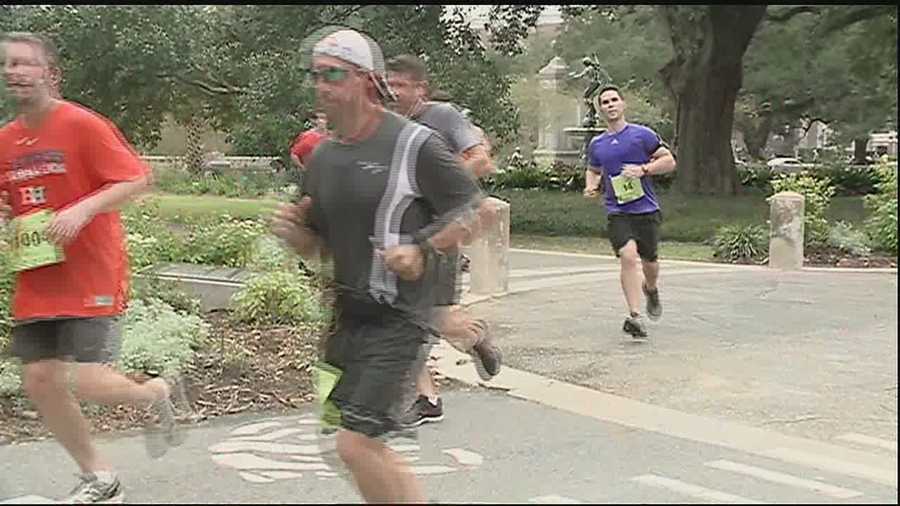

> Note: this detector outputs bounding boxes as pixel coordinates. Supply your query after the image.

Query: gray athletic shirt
[413,102,481,155]
[302,110,482,318]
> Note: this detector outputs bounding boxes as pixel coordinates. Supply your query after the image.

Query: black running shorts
[10,316,123,365]
[323,309,430,439]
[607,211,662,262]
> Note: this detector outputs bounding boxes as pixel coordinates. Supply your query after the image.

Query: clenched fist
[383,244,425,281]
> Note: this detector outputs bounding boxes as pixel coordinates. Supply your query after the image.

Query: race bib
[10,209,65,272]
[314,361,343,431]
[610,172,645,205]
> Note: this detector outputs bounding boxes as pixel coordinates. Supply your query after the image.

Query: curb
[509,247,898,274]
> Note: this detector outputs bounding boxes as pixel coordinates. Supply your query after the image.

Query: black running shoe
[643,284,662,321]
[623,314,649,339]
[400,395,444,428]
[469,319,501,380]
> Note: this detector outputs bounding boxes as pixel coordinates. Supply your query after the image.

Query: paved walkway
[1,250,896,504]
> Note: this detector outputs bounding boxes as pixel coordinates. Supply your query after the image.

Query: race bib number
[314,361,343,431]
[10,209,65,272]
[610,172,645,205]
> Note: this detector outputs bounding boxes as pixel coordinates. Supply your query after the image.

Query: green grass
[493,189,868,243]
[144,193,281,223]
[510,234,716,262]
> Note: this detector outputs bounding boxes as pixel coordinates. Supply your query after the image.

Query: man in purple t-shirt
[584,86,677,338]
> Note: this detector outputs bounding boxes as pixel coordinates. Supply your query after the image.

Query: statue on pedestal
[567,54,612,129]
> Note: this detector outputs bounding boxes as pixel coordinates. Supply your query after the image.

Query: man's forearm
[460,145,495,179]
[645,155,676,176]
[418,200,487,253]
[79,174,152,216]
[585,169,601,191]
[292,228,328,260]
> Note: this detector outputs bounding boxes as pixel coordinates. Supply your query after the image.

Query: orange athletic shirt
[0,101,149,321]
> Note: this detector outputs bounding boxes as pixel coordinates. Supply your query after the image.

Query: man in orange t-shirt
[0,32,181,503]
[289,110,328,170]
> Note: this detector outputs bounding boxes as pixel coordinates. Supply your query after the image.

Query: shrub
[818,163,879,196]
[0,359,20,397]
[131,276,202,316]
[712,224,768,263]
[123,197,186,270]
[864,162,898,255]
[770,172,836,247]
[182,217,266,268]
[827,221,872,257]
[154,167,293,199]
[119,298,209,377]
[737,163,774,192]
[231,271,331,326]
[246,234,299,274]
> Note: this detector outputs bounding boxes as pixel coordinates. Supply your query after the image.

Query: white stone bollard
[468,197,510,295]
[768,191,805,270]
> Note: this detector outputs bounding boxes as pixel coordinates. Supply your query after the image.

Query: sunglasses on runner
[308,66,353,83]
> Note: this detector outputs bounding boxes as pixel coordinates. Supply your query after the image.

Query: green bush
[736,162,878,197]
[770,172,836,247]
[818,163,879,196]
[864,163,898,255]
[246,234,299,274]
[485,161,585,192]
[154,167,294,199]
[131,276,202,316]
[0,359,20,397]
[231,271,331,326]
[827,221,872,257]
[712,224,768,263]
[182,217,266,268]
[737,163,774,192]
[123,198,186,270]
[119,298,209,377]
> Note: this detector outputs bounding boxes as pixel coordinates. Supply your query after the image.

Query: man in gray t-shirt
[272,29,485,504]
[387,54,501,428]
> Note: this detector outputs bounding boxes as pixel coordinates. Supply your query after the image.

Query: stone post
[468,197,510,295]
[768,191,805,270]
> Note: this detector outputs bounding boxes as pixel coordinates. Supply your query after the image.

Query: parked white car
[766,157,815,173]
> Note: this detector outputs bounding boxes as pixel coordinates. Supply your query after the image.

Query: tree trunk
[184,116,205,174]
[658,6,767,195]
[741,114,773,161]
[853,136,869,164]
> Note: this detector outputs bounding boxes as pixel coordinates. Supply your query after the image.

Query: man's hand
[47,201,95,245]
[383,244,425,281]
[620,164,645,179]
[0,191,11,225]
[271,197,315,254]
[583,186,600,198]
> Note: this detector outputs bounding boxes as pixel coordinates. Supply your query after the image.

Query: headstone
[468,198,510,295]
[768,192,805,270]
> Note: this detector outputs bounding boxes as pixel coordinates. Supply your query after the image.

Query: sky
[448,5,564,26]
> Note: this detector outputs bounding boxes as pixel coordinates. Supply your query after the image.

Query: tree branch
[157,73,246,97]
[765,5,820,23]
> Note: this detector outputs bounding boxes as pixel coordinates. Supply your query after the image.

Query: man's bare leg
[618,240,644,316]
[22,360,169,474]
[642,259,659,292]
[336,429,426,503]
[619,240,650,338]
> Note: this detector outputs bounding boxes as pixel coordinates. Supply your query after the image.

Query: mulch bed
[0,311,321,446]
[0,310,463,446]
[803,248,897,268]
